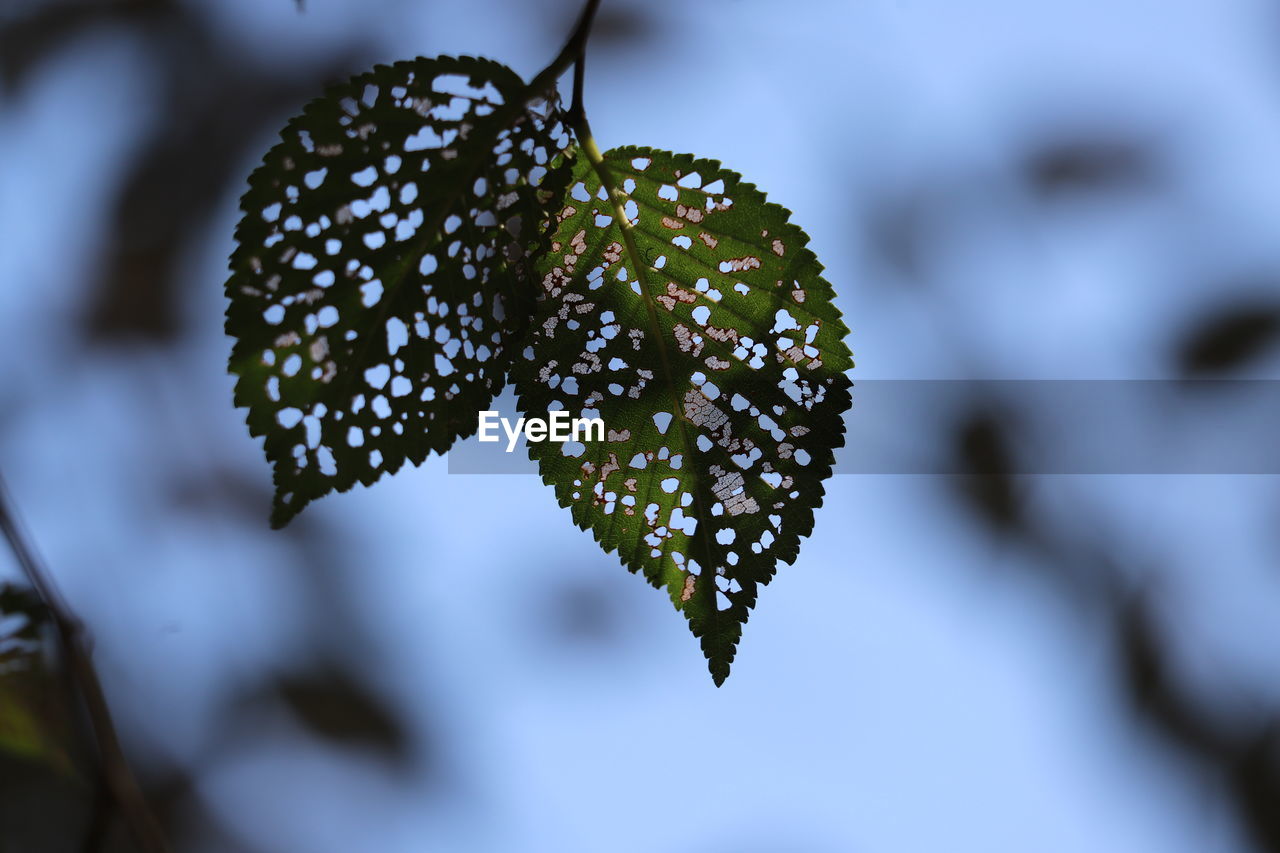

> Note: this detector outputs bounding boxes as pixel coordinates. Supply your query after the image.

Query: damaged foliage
[225,9,853,682]
[227,56,573,527]
[514,148,851,682]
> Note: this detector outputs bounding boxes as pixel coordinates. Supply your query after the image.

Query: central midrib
[573,139,729,632]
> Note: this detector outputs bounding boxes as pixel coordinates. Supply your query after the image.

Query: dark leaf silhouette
[275,668,408,758]
[227,56,574,526]
[1177,303,1280,375]
[1024,136,1154,196]
[224,664,411,766]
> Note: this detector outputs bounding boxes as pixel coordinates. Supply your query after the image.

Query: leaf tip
[269,491,304,530]
[703,632,737,687]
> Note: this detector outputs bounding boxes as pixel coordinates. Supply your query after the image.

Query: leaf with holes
[512,146,852,684]
[227,56,574,526]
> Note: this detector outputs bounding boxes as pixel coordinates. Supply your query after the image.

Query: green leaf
[512,146,852,684]
[227,56,573,526]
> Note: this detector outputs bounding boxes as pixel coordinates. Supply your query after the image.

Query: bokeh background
[4,0,1280,850]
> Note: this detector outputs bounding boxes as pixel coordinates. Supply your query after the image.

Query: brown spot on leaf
[710,466,759,516]
[309,336,329,362]
[674,323,704,356]
[684,389,729,430]
[667,283,696,303]
[704,325,739,344]
[599,453,621,482]
[677,204,704,223]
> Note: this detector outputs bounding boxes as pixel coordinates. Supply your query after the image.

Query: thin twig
[527,0,601,96]
[570,44,587,124]
[0,474,170,853]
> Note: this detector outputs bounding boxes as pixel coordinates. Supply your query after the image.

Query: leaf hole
[317,445,338,476]
[303,168,327,189]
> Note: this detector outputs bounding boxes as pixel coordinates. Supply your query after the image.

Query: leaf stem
[571,43,587,122]
[527,0,601,98]
[0,475,170,853]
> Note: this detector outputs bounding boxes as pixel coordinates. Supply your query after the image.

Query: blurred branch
[1118,593,1280,853]
[0,474,170,853]
[0,0,171,96]
[947,405,1280,852]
